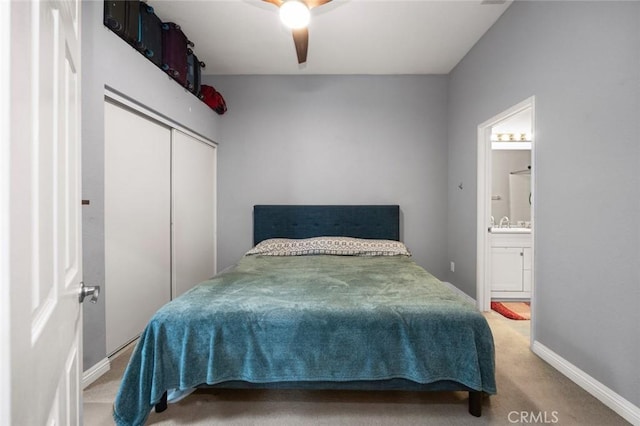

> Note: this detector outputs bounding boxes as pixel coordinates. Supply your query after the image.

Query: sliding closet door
[104,101,171,355]
[172,130,216,298]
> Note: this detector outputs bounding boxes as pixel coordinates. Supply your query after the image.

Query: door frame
[0,0,10,419]
[476,96,536,343]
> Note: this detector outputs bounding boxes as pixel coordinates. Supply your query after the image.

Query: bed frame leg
[155,391,168,413]
[468,391,482,417]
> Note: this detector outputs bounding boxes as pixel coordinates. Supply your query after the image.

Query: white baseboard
[442,281,476,305]
[82,357,110,390]
[532,341,640,425]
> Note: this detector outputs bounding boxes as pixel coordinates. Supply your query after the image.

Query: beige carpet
[84,311,629,425]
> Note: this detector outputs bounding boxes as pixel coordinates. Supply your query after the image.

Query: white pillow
[246,236,411,257]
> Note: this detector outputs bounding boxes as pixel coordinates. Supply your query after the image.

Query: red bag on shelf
[200,85,227,115]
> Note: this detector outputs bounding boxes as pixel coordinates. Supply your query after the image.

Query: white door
[172,130,217,298]
[0,0,83,424]
[104,101,172,355]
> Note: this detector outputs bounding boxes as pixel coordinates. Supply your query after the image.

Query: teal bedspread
[113,255,496,425]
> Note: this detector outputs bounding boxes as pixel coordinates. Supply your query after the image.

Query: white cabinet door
[172,130,216,298]
[104,101,172,355]
[491,247,523,291]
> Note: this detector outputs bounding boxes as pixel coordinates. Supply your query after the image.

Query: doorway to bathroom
[476,97,535,344]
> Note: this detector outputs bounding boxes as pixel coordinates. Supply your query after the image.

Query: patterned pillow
[246,236,411,257]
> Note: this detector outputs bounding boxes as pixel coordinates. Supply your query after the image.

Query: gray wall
[81,1,220,371]
[206,75,449,278]
[446,1,639,407]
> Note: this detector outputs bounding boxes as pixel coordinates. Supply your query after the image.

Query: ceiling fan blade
[292,28,308,64]
[304,0,332,9]
[262,0,283,7]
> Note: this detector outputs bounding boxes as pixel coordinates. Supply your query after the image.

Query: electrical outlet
[450,261,455,272]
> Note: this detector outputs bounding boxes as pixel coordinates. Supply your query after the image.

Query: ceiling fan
[263,0,333,64]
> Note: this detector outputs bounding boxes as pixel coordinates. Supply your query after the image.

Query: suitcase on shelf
[161,22,193,87]
[137,2,163,68]
[186,50,205,96]
[104,0,140,46]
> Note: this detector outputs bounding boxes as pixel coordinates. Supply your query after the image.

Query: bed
[113,205,496,425]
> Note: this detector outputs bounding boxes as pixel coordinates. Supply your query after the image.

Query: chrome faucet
[499,216,510,228]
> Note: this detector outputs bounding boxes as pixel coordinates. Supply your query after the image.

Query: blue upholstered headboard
[253,205,400,245]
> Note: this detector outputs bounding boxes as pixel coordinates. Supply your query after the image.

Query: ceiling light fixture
[279,0,310,29]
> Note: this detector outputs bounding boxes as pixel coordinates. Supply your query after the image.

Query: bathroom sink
[491,227,531,234]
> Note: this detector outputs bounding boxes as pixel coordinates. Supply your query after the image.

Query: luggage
[186,50,205,96]
[137,2,163,68]
[200,85,227,115]
[104,0,140,46]
[161,22,193,87]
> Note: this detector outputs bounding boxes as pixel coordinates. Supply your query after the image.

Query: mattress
[113,254,496,425]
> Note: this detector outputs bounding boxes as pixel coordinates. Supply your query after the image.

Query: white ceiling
[147,0,512,75]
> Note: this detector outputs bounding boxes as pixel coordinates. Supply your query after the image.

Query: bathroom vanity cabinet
[491,232,531,299]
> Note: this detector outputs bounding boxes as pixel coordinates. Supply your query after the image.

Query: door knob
[79,282,100,304]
